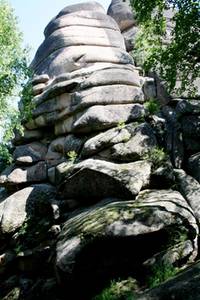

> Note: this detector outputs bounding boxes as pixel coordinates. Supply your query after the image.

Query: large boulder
[81,123,134,158]
[33,46,134,76]
[187,153,200,183]
[56,189,198,299]
[32,26,125,70]
[0,184,56,234]
[32,63,138,106]
[26,0,145,146]
[162,106,184,168]
[44,10,119,38]
[180,114,200,153]
[32,85,144,119]
[97,123,158,162]
[56,158,151,200]
[176,99,200,118]
[181,115,200,138]
[174,169,200,222]
[46,135,85,160]
[55,104,146,135]
[107,0,138,51]
[13,129,44,146]
[13,142,47,165]
[31,2,125,73]
[107,0,135,32]
[55,1,105,17]
[0,162,47,186]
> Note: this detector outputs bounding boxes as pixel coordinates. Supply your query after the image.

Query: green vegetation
[14,217,52,253]
[144,99,161,115]
[0,144,13,172]
[67,150,78,163]
[92,262,178,299]
[0,0,31,171]
[143,147,168,168]
[93,278,137,300]
[147,262,177,288]
[131,0,200,95]
[146,228,187,288]
[117,120,126,130]
[20,80,34,121]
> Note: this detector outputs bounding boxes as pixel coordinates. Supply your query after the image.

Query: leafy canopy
[0,0,31,168]
[131,0,200,95]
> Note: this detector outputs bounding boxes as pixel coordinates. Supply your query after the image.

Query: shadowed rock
[0,184,56,234]
[56,189,198,299]
[137,261,200,300]
[57,159,151,200]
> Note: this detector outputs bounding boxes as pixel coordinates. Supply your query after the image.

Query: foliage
[131,0,200,95]
[117,120,126,130]
[0,108,25,171]
[67,150,78,163]
[0,143,13,172]
[0,0,30,116]
[0,0,31,170]
[93,278,137,300]
[14,217,52,253]
[143,147,168,168]
[20,80,34,121]
[147,262,177,288]
[144,99,161,115]
[146,227,187,288]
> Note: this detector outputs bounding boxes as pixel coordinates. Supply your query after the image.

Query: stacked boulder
[1,1,149,190]
[174,99,200,181]
[108,0,200,100]
[107,0,138,51]
[0,2,200,299]
[108,0,174,53]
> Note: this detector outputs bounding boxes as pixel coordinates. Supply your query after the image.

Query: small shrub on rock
[143,147,168,169]
[66,150,78,163]
[117,120,126,130]
[147,262,178,288]
[93,278,137,300]
[144,99,160,115]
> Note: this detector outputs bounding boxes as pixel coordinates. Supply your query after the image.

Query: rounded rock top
[56,1,105,18]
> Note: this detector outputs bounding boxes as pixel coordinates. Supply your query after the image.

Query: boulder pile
[0,2,200,299]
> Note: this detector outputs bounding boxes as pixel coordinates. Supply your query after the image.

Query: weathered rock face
[108,0,200,100]
[0,1,200,300]
[57,159,152,200]
[0,1,150,191]
[108,0,138,52]
[0,184,56,234]
[56,190,198,298]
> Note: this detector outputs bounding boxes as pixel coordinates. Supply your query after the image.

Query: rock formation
[108,0,200,101]
[0,1,200,299]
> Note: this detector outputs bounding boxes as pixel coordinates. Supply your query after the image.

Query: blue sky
[10,0,110,60]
